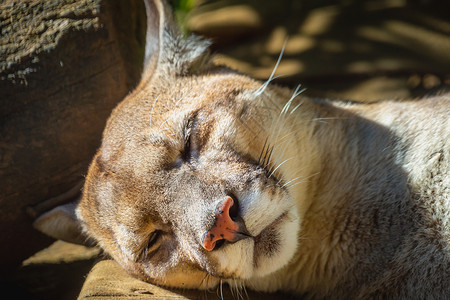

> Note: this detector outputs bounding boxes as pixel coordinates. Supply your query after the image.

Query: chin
[252,208,300,277]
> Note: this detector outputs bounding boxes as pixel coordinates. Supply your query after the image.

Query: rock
[0,0,146,277]
[14,241,100,300]
[78,260,295,300]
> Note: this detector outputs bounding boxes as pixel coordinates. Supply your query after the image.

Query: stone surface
[14,241,100,300]
[0,0,146,277]
[78,260,295,300]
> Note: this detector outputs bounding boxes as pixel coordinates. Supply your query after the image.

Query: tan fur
[40,0,449,298]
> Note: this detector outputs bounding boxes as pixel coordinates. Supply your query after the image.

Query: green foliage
[173,0,197,13]
[172,0,197,34]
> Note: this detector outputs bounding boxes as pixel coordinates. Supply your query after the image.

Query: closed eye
[180,113,199,163]
[148,230,161,247]
[182,126,193,162]
[141,230,162,260]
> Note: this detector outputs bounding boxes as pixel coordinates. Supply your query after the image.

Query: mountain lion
[35,0,449,298]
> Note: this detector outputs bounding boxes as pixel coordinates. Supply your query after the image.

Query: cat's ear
[30,184,93,246]
[142,0,211,81]
[33,201,90,245]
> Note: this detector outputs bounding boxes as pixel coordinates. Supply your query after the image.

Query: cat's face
[76,0,301,289]
[77,72,300,288]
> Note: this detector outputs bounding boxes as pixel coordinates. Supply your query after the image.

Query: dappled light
[189,0,450,101]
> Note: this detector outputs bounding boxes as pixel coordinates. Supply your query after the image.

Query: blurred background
[185,0,450,100]
[1,0,449,298]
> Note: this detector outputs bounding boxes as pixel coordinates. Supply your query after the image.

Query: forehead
[99,72,263,175]
[148,72,260,112]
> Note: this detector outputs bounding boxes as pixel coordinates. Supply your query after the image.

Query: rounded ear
[142,0,211,82]
[27,181,93,246]
[33,200,94,246]
[142,0,165,76]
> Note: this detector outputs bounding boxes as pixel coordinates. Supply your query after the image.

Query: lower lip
[253,211,287,243]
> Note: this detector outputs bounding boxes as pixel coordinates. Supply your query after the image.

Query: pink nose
[201,196,249,251]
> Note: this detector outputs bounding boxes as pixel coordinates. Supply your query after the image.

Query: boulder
[0,0,146,277]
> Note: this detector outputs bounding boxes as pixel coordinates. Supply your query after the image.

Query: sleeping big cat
[36,0,449,298]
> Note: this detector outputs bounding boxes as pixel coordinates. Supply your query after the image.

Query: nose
[201,196,250,251]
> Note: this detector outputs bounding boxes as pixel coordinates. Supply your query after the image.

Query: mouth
[253,211,288,244]
[248,208,300,277]
[204,209,297,280]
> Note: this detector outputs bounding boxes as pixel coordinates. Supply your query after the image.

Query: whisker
[258,137,269,165]
[173,96,185,107]
[149,96,160,127]
[243,284,249,300]
[280,95,294,116]
[283,172,320,189]
[264,145,275,169]
[230,280,236,299]
[158,118,170,130]
[269,157,293,179]
[219,279,224,300]
[286,178,308,189]
[267,89,301,157]
[312,117,345,122]
[312,117,343,120]
[200,273,209,289]
[237,116,259,138]
[239,283,245,300]
[258,79,306,181]
[291,85,306,101]
[281,175,305,189]
[288,86,306,115]
[239,280,244,300]
[266,126,290,169]
[230,279,244,300]
[261,142,271,168]
[255,39,288,96]
[290,101,304,115]
[272,125,310,161]
[257,75,283,96]
[267,123,299,163]
[281,84,301,115]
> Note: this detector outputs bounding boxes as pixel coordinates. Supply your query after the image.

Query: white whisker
[255,39,288,96]
[149,96,160,127]
[258,137,269,165]
[293,84,306,97]
[283,172,320,189]
[281,175,304,189]
[200,273,212,291]
[159,117,170,130]
[268,84,303,149]
[313,117,345,121]
[243,284,249,300]
[280,90,296,115]
[230,279,245,300]
[290,101,304,115]
[277,173,287,186]
[265,108,289,166]
[257,75,283,96]
[269,157,293,178]
[266,121,293,169]
[229,281,235,298]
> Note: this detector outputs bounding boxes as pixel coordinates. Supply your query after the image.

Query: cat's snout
[201,196,250,251]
